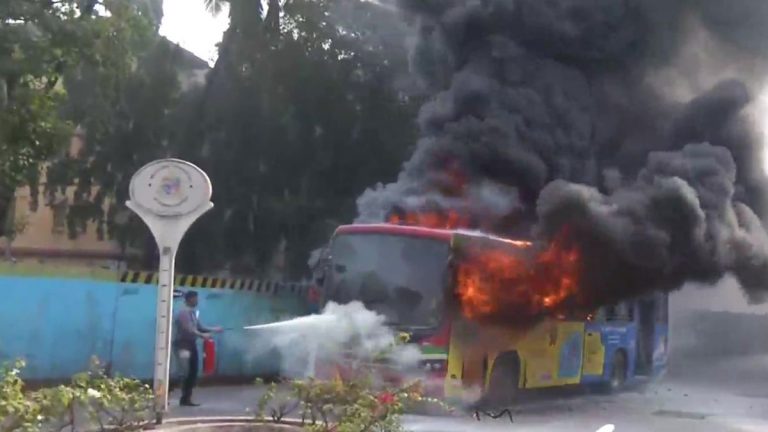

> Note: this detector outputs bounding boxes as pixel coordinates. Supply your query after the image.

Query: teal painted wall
[0,276,311,381]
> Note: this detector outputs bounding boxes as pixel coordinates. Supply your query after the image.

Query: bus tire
[607,350,627,392]
[485,352,520,407]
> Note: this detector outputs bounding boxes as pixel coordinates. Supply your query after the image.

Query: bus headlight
[420,360,447,373]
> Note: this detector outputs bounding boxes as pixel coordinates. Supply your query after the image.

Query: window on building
[51,198,68,235]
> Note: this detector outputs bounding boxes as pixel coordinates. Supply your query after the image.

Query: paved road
[169,355,768,431]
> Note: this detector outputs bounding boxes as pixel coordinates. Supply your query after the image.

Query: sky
[159,0,229,65]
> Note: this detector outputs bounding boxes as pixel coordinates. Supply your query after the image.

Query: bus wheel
[608,351,627,392]
[485,352,520,407]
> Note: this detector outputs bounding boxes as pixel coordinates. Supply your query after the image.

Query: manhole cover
[653,410,709,420]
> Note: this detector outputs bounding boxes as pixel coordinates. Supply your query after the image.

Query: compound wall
[0,268,313,381]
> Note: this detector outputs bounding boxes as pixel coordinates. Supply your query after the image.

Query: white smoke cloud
[244,301,422,378]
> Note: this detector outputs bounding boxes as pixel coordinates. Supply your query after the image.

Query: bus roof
[334,224,454,241]
[333,224,532,247]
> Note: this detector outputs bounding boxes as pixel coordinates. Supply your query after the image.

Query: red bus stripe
[334,224,453,241]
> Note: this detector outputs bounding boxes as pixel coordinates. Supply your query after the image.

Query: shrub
[71,358,154,431]
[0,360,43,432]
[255,376,449,432]
[0,358,153,432]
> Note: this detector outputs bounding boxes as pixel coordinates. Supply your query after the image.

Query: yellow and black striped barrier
[118,271,311,296]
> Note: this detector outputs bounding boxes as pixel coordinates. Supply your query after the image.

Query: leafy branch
[0,357,153,432]
[254,375,450,432]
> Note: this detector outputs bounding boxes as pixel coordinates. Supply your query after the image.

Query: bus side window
[563,309,591,321]
[607,302,631,322]
[591,307,607,322]
[656,295,669,324]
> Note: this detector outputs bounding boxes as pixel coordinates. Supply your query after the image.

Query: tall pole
[152,246,176,419]
[127,159,213,424]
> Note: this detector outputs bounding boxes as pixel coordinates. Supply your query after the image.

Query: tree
[38,0,417,277]
[46,38,186,250]
[0,0,74,230]
[174,0,419,276]
[203,0,228,16]
[0,0,156,239]
[27,0,200,268]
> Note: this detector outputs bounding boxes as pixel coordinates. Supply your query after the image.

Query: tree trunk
[265,0,281,35]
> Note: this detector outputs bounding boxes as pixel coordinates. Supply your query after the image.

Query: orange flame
[455,229,582,324]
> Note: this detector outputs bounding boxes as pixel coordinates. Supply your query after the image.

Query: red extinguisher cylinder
[203,339,216,375]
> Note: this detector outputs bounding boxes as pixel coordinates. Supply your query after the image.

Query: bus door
[518,319,584,388]
[582,309,606,379]
[552,319,585,386]
[518,321,560,388]
[652,293,669,376]
[581,303,635,383]
[636,298,656,376]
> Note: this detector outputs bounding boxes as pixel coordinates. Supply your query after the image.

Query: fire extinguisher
[203,338,216,375]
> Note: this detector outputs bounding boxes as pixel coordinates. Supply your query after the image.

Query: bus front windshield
[327,233,450,329]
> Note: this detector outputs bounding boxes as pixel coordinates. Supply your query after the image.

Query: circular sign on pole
[127,159,213,425]
[129,159,212,217]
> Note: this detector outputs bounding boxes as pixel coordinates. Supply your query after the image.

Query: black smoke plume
[356,0,768,307]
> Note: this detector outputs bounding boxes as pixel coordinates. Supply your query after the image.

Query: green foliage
[0,358,153,432]
[39,0,161,247]
[254,375,449,432]
[11,0,417,277]
[0,0,75,197]
[31,384,79,432]
[0,360,42,432]
[70,358,154,431]
[0,0,156,235]
[176,0,418,276]
[255,379,301,424]
[0,80,70,190]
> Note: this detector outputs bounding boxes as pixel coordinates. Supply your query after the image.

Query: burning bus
[314,222,668,403]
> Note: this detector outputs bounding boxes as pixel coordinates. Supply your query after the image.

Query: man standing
[174,290,222,407]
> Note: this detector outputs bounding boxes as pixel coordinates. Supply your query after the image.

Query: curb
[146,417,306,430]
[154,423,302,432]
